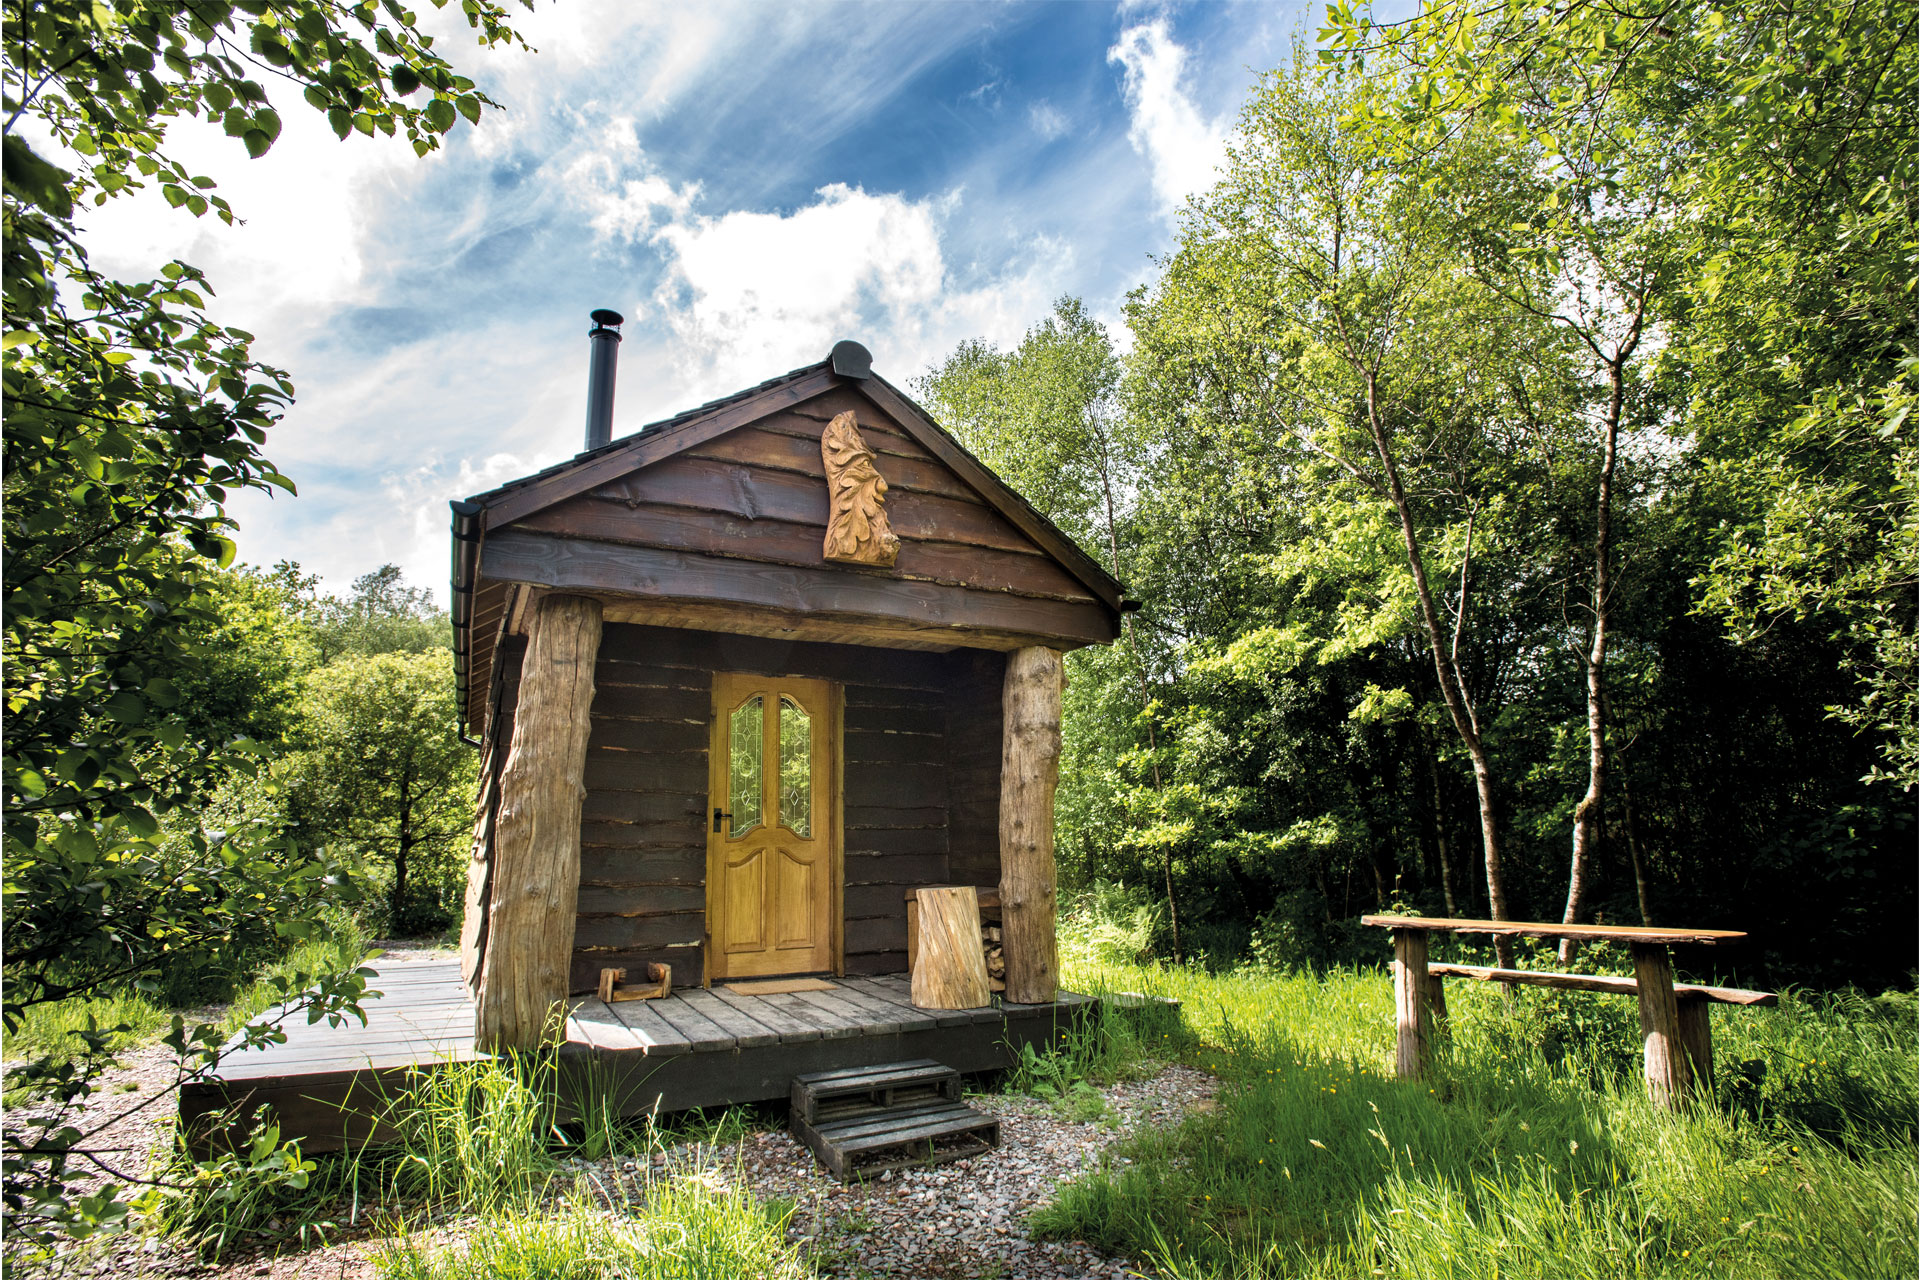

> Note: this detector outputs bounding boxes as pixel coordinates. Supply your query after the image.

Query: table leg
[1425,973,1449,1038]
[1631,942,1689,1108]
[1676,996,1713,1093]
[1392,929,1429,1080]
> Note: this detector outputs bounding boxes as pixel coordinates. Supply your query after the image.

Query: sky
[81,0,1339,602]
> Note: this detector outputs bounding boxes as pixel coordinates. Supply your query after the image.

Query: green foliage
[1042,955,1918,1278]
[2,0,526,1245]
[305,564,451,665]
[923,6,1915,986]
[285,650,475,936]
[0,989,171,1062]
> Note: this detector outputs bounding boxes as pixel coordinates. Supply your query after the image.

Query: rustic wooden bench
[1361,916,1774,1108]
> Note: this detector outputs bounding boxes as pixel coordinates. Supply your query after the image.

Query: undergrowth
[1043,945,1919,1279]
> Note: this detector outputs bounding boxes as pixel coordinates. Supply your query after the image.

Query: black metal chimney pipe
[584,308,623,451]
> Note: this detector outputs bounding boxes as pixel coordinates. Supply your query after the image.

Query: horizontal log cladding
[483,531,1115,648]
[517,496,1093,603]
[561,625,980,987]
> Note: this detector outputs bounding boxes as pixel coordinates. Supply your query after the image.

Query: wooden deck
[180,960,1092,1153]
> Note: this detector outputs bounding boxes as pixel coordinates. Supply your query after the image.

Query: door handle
[712,808,731,833]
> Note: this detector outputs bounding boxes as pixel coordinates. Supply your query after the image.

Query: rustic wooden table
[1360,915,1753,1107]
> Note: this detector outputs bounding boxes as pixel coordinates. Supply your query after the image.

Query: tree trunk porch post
[474,593,603,1052]
[999,646,1063,1005]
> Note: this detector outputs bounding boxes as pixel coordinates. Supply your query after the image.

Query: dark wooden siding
[944,650,1005,888]
[561,624,991,992]
[496,386,1116,650]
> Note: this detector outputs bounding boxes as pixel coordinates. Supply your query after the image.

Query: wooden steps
[790,1059,999,1180]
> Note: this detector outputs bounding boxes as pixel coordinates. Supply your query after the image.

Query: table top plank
[1360,915,1747,946]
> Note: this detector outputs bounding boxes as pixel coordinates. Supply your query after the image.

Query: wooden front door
[706,673,837,980]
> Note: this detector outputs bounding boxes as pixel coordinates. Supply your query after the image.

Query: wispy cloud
[1108,18,1233,219]
[1028,100,1072,142]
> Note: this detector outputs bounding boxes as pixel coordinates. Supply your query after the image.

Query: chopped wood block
[724,978,837,995]
[911,887,990,1010]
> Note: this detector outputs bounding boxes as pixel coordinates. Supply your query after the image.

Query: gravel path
[634,1062,1217,1278]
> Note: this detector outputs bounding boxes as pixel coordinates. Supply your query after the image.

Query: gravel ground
[9,950,1215,1280]
[709,1062,1219,1278]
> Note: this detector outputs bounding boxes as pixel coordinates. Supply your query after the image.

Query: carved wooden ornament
[820,410,901,567]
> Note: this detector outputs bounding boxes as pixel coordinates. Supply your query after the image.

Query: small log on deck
[911,887,990,1009]
[474,594,602,1051]
[998,646,1063,1005]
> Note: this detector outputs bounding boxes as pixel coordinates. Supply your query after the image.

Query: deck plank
[676,989,781,1047]
[568,999,647,1051]
[704,988,828,1043]
[822,982,938,1033]
[647,996,735,1051]
[605,999,694,1055]
[791,987,897,1033]
[840,976,973,1028]
[760,990,862,1040]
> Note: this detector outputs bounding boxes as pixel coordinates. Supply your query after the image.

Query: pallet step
[789,1059,997,1180]
[790,1058,959,1125]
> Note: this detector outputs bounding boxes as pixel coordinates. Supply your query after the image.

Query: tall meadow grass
[1044,945,1919,1280]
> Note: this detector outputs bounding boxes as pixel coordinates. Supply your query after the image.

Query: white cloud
[1107,19,1232,218]
[1028,100,1071,142]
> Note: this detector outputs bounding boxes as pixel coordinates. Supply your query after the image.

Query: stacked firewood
[983,922,1006,992]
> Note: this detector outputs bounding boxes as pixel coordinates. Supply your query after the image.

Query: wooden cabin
[178,331,1128,1154]
[450,334,1127,1050]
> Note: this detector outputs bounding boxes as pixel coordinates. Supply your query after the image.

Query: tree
[2,0,526,1243]
[286,651,476,936]
[916,299,1188,948]
[1327,0,1918,806]
[306,563,449,664]
[1162,56,1588,961]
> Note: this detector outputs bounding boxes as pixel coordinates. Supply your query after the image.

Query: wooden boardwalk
[181,960,1091,1152]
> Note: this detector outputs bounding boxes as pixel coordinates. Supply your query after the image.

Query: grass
[2,987,174,1061]
[371,1176,807,1280]
[3,919,379,1064]
[1038,946,1919,1279]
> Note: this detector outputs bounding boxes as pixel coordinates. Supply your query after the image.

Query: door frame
[702,672,844,984]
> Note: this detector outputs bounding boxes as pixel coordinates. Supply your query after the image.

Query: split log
[474,594,603,1051]
[1632,942,1689,1107]
[911,887,990,1009]
[998,646,1063,1005]
[1676,995,1713,1092]
[1392,929,1430,1080]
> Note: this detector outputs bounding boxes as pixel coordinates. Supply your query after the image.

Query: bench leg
[1425,973,1449,1039]
[1676,996,1712,1095]
[1631,943,1689,1108]
[1392,929,1429,1080]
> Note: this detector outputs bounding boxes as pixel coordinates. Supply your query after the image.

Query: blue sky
[84,0,1341,600]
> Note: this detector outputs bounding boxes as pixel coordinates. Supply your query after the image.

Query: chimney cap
[590,308,625,330]
[829,340,872,379]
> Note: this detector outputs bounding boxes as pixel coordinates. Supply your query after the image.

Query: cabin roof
[449,346,1129,735]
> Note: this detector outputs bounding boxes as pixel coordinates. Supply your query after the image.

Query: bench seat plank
[1427,963,1776,1006]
